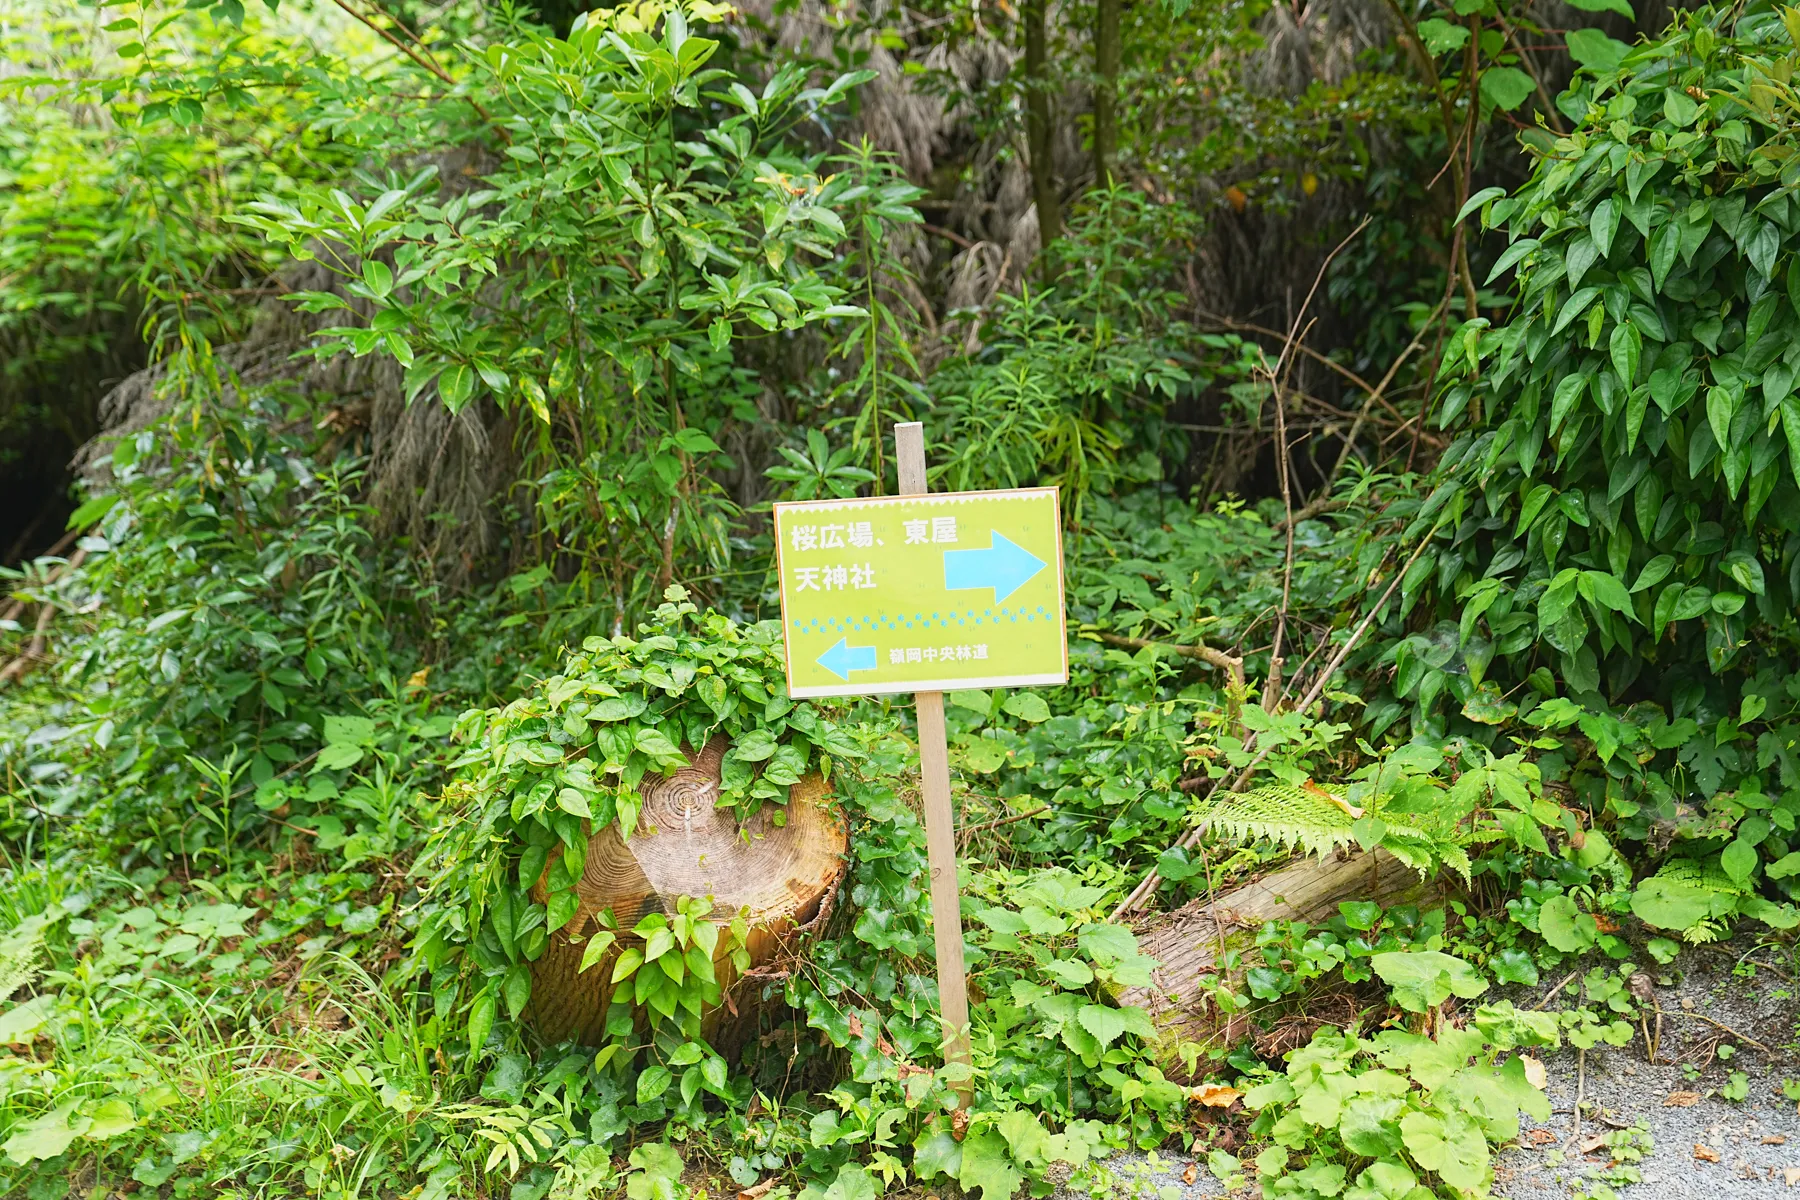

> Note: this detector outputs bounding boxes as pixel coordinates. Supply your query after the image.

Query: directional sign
[773,488,1067,698]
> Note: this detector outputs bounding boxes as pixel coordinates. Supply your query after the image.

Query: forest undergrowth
[6,0,1800,1198]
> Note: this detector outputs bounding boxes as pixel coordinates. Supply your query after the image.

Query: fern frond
[1685,917,1729,944]
[1377,833,1437,877]
[1192,784,1359,859]
[1193,782,1470,879]
[1435,842,1473,883]
[1652,857,1744,895]
[0,916,48,1006]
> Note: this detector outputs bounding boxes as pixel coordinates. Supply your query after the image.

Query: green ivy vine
[413,588,862,1065]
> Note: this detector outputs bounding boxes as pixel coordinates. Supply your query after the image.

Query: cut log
[527,736,847,1050]
[1119,849,1441,1076]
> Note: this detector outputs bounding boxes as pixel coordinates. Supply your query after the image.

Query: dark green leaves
[1430,15,1800,685]
[1567,29,1628,74]
[1608,321,1639,385]
[1565,0,1633,18]
[1479,68,1535,113]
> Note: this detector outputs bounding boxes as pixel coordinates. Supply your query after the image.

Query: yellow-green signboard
[773,488,1068,698]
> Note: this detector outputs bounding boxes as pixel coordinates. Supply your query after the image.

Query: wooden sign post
[898,421,974,1105]
[771,421,1068,1108]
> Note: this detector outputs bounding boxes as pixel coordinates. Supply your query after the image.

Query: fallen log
[527,736,846,1054]
[1119,849,1441,1075]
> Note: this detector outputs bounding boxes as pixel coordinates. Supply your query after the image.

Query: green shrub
[1436,5,1800,697]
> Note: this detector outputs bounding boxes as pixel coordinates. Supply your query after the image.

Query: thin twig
[328,0,498,126]
[922,222,977,250]
[1197,312,1432,439]
[1659,1011,1772,1054]
[1263,336,1305,710]
[1087,631,1245,690]
[2,520,77,579]
[1497,12,1567,135]
[1274,497,1346,532]
[1532,970,1581,1010]
[0,546,89,685]
[0,604,55,685]
[262,814,322,838]
[1270,218,1371,384]
[957,805,1049,846]
[2,527,85,625]
[1571,1047,1585,1139]
[229,749,324,804]
[1327,312,1437,486]
[1292,520,1444,715]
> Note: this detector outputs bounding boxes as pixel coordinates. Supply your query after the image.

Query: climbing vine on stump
[415,589,860,1102]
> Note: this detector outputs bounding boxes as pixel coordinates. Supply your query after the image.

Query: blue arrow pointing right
[943,531,1048,604]
[816,637,878,682]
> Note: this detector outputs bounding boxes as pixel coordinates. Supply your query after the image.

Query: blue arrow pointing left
[817,637,878,682]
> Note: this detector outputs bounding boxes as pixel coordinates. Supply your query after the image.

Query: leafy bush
[923,191,1258,515]
[1240,1019,1551,1200]
[1438,5,1800,695]
[235,1,894,622]
[0,398,437,854]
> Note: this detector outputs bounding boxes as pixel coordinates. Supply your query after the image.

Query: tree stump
[1117,849,1441,1077]
[527,736,847,1050]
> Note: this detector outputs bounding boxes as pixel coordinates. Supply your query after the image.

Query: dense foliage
[7,0,1800,1197]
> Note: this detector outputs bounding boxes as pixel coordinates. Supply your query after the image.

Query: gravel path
[1053,940,1800,1200]
[1498,941,1800,1199]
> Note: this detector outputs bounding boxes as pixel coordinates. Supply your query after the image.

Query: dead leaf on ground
[1576,1133,1607,1155]
[1695,1144,1721,1163]
[1766,1136,1789,1145]
[738,1181,776,1200]
[1665,1091,1702,1107]
[1784,1166,1800,1187]
[1189,1083,1243,1108]
[1521,1057,1547,1089]
[1182,1164,1197,1186]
